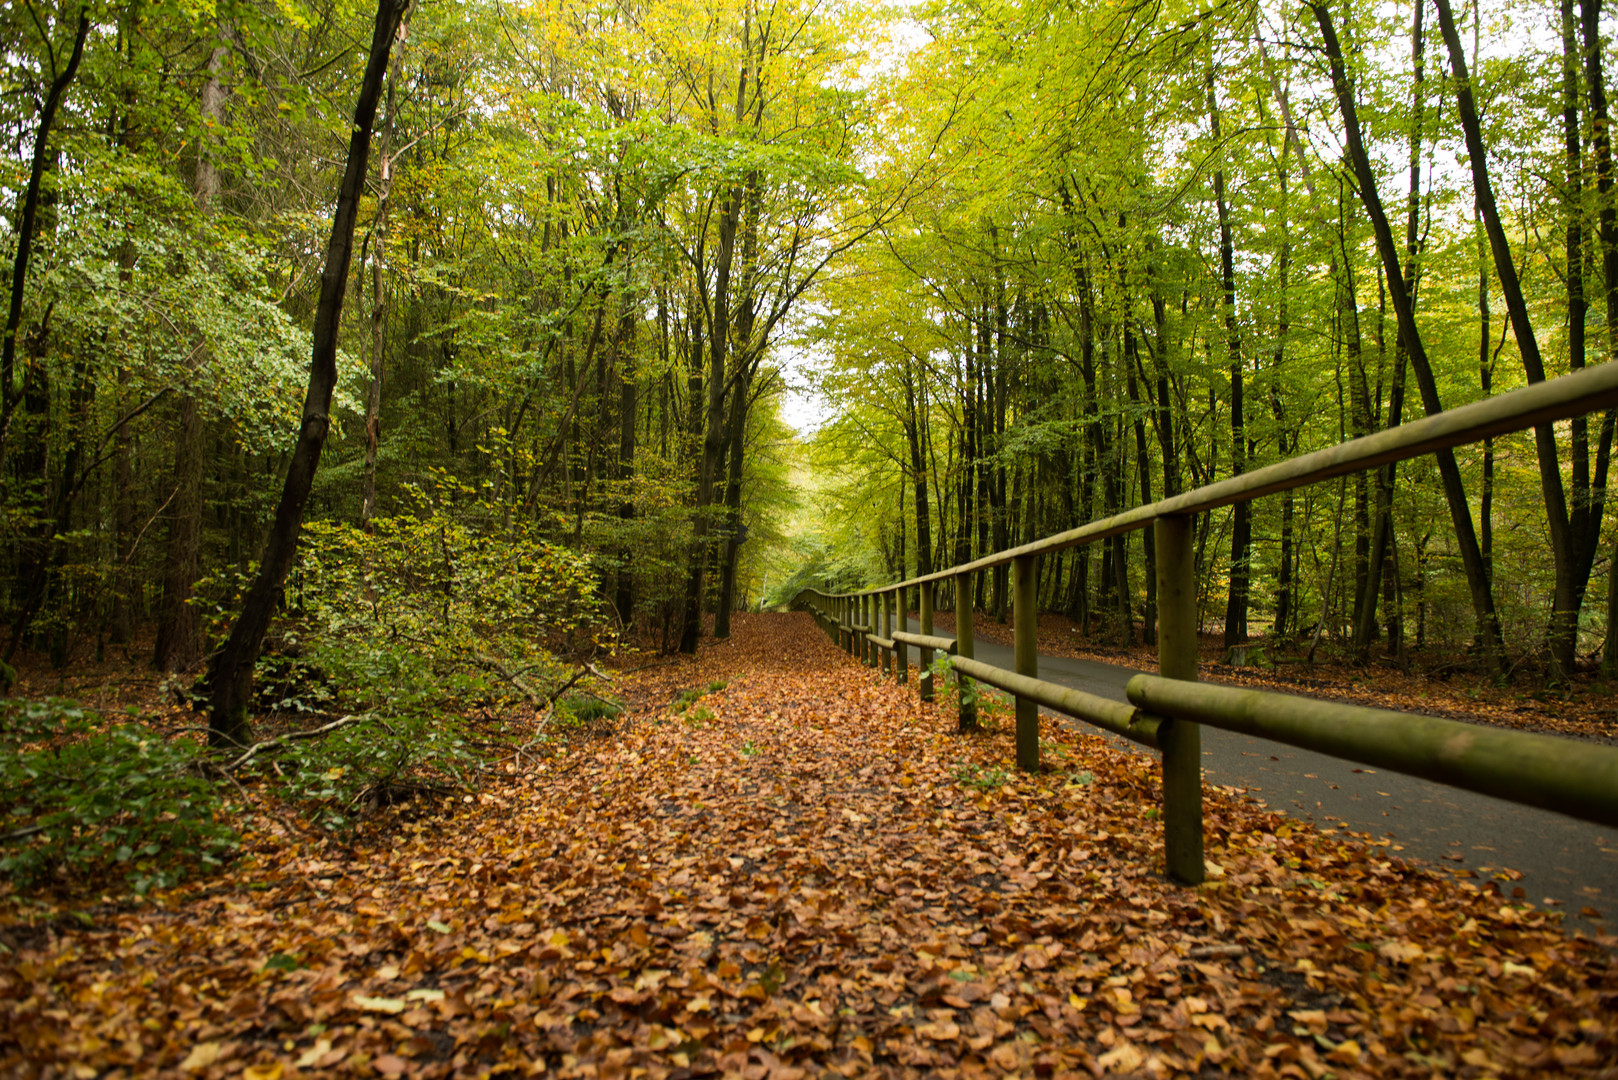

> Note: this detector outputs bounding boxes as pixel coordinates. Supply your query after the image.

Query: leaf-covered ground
[4,612,1617,1078]
[922,610,1618,745]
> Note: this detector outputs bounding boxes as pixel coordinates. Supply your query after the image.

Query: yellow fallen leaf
[353,994,408,1014]
[1328,1040,1362,1065]
[179,1042,222,1072]
[295,1039,332,1068]
[406,988,445,1002]
[1377,940,1422,963]
[376,963,400,981]
[1097,1042,1144,1073]
[243,1064,284,1080]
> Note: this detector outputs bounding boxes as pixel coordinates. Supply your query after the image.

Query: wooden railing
[794,361,1618,884]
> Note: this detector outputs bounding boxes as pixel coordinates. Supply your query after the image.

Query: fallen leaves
[1,611,1615,1077]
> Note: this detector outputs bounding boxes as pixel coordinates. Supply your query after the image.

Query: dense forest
[3,0,1617,729]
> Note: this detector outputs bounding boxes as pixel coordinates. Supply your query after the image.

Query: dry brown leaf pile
[2,612,1615,1078]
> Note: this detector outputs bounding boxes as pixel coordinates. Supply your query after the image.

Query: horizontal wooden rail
[868,634,895,650]
[952,656,1160,748]
[813,360,1618,599]
[1126,675,1618,828]
[893,631,956,653]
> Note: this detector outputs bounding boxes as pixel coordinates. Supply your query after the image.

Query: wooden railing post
[1013,554,1039,772]
[919,583,934,701]
[955,572,977,732]
[855,595,864,663]
[884,591,895,677]
[1156,514,1204,885]
[895,586,908,685]
[862,594,874,667]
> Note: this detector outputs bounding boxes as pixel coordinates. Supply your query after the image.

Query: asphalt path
[900,618,1618,938]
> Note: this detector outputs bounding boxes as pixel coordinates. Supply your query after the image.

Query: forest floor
[3,612,1617,1078]
[919,610,1618,746]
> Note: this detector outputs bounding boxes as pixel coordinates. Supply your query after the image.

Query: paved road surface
[898,618,1618,937]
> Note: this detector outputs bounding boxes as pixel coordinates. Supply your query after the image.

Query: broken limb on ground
[2,612,1614,1077]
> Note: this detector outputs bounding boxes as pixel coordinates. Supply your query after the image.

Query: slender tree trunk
[714,365,751,637]
[1128,333,1157,644]
[1434,0,1590,678]
[154,396,205,670]
[1355,1,1424,659]
[1208,63,1249,647]
[0,4,89,469]
[360,28,404,530]
[155,35,230,671]
[1583,0,1618,678]
[614,282,638,626]
[205,0,409,745]
[1310,0,1504,673]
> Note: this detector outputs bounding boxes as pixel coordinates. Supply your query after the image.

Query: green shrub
[278,712,476,832]
[554,693,624,729]
[0,700,236,895]
[953,762,1009,792]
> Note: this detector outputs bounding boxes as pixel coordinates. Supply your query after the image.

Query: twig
[220,714,372,772]
[1186,944,1246,959]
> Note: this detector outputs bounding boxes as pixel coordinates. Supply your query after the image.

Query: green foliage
[279,713,477,833]
[953,762,1008,792]
[0,700,236,895]
[274,487,603,716]
[554,692,625,730]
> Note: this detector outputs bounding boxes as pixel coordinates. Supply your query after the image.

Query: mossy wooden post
[956,571,977,732]
[1013,555,1039,772]
[855,595,864,663]
[882,591,893,677]
[863,594,874,667]
[1156,514,1204,885]
[918,583,935,701]
[895,586,908,685]
[868,594,878,668]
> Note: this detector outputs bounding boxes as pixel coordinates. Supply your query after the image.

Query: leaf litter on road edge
[1,611,1615,1078]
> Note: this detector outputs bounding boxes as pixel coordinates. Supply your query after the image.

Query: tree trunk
[1434,0,1599,679]
[1310,0,1505,673]
[360,27,404,530]
[1354,0,1424,659]
[205,0,408,746]
[155,34,229,671]
[154,396,204,670]
[1208,62,1248,648]
[0,4,89,469]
